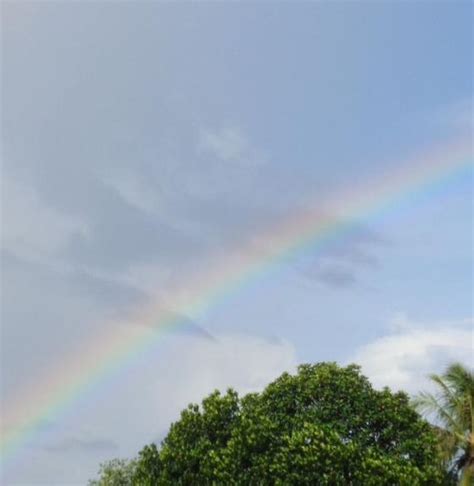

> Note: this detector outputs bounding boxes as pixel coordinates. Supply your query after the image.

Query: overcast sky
[1,2,473,484]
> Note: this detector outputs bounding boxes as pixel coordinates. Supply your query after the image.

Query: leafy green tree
[157,389,240,484]
[414,362,474,485]
[130,363,447,485]
[133,444,162,485]
[88,458,136,486]
[90,362,452,485]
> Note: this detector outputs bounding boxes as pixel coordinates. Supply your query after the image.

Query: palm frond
[414,362,474,481]
[413,391,464,436]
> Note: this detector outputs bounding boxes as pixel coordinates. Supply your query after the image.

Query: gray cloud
[322,224,385,267]
[309,264,357,288]
[295,221,386,288]
[67,270,149,310]
[44,438,119,454]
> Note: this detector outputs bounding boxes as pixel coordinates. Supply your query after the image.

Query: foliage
[88,458,136,486]
[414,362,474,485]
[133,444,162,485]
[91,362,451,485]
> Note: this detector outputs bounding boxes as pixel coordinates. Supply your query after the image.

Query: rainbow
[1,136,472,465]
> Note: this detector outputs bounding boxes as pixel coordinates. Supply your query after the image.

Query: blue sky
[1,2,472,484]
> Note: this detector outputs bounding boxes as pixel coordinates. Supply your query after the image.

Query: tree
[414,362,474,485]
[133,444,162,485]
[109,362,447,485]
[88,458,136,486]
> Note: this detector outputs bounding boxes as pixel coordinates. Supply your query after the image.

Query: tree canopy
[91,362,451,485]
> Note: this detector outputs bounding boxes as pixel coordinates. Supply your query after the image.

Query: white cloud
[159,334,298,406]
[100,169,161,214]
[198,127,267,167]
[108,332,298,449]
[350,315,473,394]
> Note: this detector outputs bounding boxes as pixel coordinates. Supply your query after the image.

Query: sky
[1,2,473,484]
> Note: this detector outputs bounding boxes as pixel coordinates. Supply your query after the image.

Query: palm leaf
[413,362,474,482]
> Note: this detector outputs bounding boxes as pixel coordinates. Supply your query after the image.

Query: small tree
[88,458,136,486]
